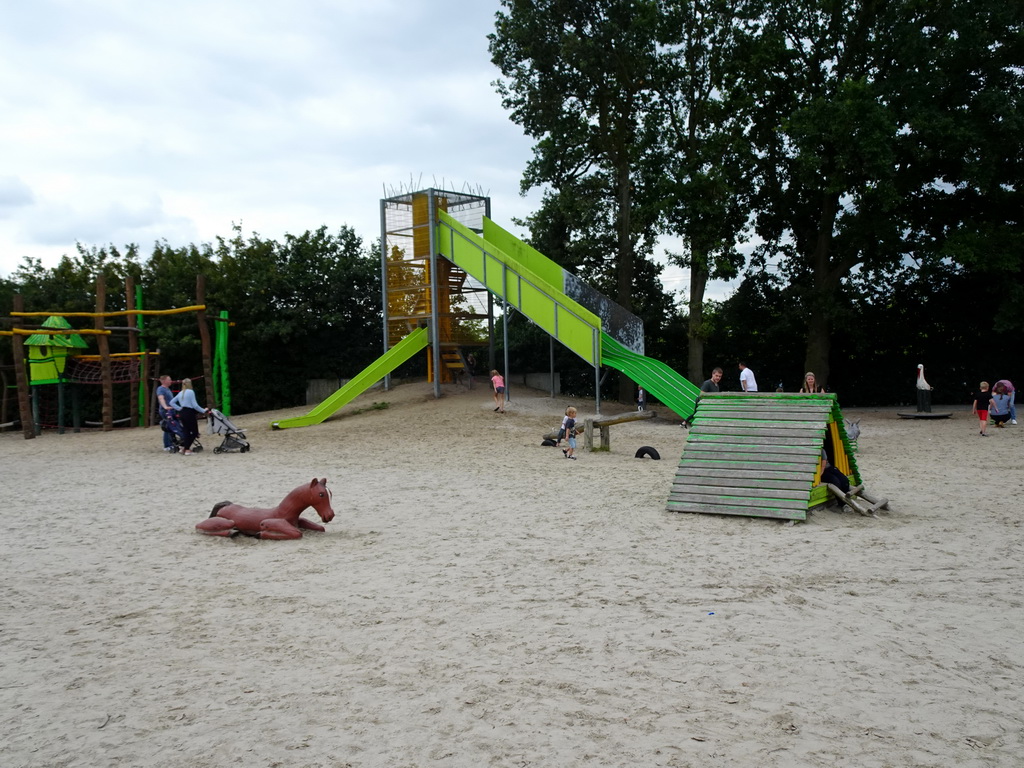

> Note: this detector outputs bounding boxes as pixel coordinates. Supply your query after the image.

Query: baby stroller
[160,412,203,453]
[207,409,250,453]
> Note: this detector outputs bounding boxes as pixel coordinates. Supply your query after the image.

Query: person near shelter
[562,406,579,460]
[170,378,210,455]
[990,382,1012,429]
[701,368,723,393]
[738,362,758,392]
[994,379,1016,425]
[156,375,176,452]
[800,371,826,393]
[490,370,506,413]
[972,381,993,437]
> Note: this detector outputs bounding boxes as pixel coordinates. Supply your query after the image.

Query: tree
[490,0,668,403]
[655,0,753,384]
[206,225,380,412]
[3,224,381,416]
[736,0,1024,387]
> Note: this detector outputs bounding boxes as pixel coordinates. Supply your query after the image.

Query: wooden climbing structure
[667,392,861,522]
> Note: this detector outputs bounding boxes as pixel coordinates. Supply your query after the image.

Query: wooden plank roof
[667,392,860,521]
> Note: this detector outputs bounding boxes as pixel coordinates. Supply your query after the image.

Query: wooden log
[859,487,890,511]
[11,295,35,439]
[197,275,216,410]
[95,275,114,431]
[541,424,585,441]
[591,410,656,428]
[126,276,139,428]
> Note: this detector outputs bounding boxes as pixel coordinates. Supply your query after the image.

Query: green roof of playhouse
[23,316,90,348]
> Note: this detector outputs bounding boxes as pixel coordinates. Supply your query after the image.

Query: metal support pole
[428,190,442,399]
[487,292,495,371]
[549,337,556,397]
[380,198,391,391]
[502,267,510,403]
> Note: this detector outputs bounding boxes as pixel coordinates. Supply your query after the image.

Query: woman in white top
[170,378,209,455]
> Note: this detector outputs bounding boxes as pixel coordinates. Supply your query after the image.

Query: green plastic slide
[271,326,429,430]
[438,209,700,421]
[436,210,602,367]
[600,333,701,422]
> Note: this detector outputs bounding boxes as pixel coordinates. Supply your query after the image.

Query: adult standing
[738,362,758,392]
[799,372,825,393]
[701,367,723,393]
[170,378,209,455]
[994,379,1016,425]
[156,375,175,452]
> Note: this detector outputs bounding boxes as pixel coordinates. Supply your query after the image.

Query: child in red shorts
[972,381,993,436]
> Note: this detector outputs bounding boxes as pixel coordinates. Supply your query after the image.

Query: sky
[0,0,711,299]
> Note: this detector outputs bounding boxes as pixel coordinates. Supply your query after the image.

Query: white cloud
[0,0,729,300]
[0,0,545,277]
[0,176,35,215]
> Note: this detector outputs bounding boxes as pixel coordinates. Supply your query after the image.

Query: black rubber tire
[634,446,661,460]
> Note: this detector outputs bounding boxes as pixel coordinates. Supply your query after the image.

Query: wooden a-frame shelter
[668,393,865,522]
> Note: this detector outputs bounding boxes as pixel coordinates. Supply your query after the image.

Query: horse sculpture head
[308,478,335,523]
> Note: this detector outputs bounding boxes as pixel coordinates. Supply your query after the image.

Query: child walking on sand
[490,369,505,413]
[972,381,993,436]
[561,406,579,460]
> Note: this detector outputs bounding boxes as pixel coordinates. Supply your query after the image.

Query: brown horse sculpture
[196,478,335,540]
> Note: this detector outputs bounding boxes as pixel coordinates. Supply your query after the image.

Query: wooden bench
[584,410,656,452]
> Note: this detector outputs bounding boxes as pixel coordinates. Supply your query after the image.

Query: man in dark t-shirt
[701,367,723,393]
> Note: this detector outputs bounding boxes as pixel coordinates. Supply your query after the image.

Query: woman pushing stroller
[170,378,210,456]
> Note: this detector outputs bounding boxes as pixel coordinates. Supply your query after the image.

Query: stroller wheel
[213,447,223,454]
[241,445,249,453]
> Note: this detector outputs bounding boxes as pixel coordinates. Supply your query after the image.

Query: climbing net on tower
[65,356,142,385]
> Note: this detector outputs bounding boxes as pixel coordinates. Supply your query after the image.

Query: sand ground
[2,380,1022,767]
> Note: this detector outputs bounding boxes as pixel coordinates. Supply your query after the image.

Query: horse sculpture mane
[195,478,335,540]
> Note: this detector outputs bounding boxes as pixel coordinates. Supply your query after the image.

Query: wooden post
[149,349,161,428]
[57,381,65,434]
[0,365,9,428]
[196,275,215,409]
[141,352,152,427]
[11,295,35,439]
[126,276,140,427]
[95,275,114,430]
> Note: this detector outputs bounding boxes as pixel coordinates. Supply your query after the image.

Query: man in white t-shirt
[739,362,758,392]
